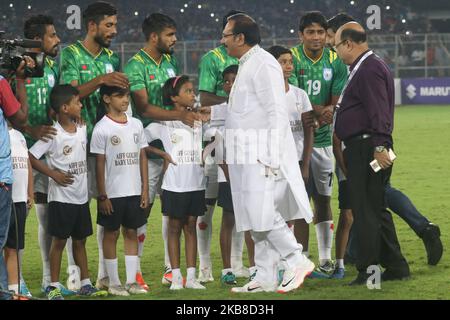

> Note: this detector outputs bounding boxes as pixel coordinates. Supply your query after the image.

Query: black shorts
[48,202,93,240]
[161,190,206,219]
[97,196,146,231]
[338,180,351,210]
[6,202,27,250]
[217,182,234,214]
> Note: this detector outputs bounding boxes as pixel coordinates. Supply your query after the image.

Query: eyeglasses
[222,33,236,39]
[333,39,348,51]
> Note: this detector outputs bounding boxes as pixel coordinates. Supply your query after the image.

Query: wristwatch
[374,146,386,153]
[97,194,108,201]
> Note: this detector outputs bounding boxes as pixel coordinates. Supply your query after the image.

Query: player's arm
[28,152,74,187]
[27,157,34,210]
[333,133,347,177]
[131,89,201,127]
[199,91,227,106]
[139,148,149,209]
[69,72,129,100]
[301,115,314,183]
[95,154,113,215]
[3,58,34,128]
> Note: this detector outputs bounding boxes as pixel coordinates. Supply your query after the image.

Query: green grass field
[19,105,450,300]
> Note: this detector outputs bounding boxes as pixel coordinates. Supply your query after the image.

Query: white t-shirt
[286,85,313,161]
[90,114,147,198]
[9,129,29,203]
[30,122,88,204]
[145,121,206,193]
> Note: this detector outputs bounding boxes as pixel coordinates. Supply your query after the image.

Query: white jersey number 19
[306,80,321,96]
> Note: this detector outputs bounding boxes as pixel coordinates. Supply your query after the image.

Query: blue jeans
[0,183,12,291]
[346,181,429,259]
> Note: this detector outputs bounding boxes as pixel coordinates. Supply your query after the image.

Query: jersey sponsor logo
[167,68,176,77]
[48,74,55,87]
[111,135,121,146]
[63,145,73,155]
[133,133,139,144]
[105,63,114,74]
[323,68,333,81]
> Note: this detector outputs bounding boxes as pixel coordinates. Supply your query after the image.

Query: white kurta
[225,45,313,232]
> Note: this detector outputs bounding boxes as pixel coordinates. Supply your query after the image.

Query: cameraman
[0,58,31,298]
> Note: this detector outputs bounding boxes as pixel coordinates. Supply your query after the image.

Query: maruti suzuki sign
[401,78,450,105]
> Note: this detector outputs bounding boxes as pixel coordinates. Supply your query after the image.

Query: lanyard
[333,50,373,128]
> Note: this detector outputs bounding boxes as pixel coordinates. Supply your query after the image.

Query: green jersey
[124,49,179,127]
[18,58,59,148]
[60,41,121,139]
[125,49,179,159]
[289,45,348,147]
[198,45,238,97]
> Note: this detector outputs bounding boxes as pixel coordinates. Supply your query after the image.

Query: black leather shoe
[381,269,410,282]
[348,272,370,286]
[421,223,443,266]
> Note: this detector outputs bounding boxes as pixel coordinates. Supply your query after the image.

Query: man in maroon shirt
[334,22,410,285]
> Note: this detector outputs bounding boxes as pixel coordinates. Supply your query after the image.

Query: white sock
[162,216,171,269]
[315,220,334,263]
[18,249,24,281]
[65,237,77,267]
[248,266,257,275]
[125,255,138,284]
[96,224,106,279]
[51,282,61,288]
[80,278,92,287]
[337,259,345,269]
[35,203,51,282]
[137,224,147,272]
[231,225,245,270]
[8,284,19,294]
[222,268,232,276]
[197,204,214,269]
[172,268,182,282]
[105,258,121,286]
[186,267,196,282]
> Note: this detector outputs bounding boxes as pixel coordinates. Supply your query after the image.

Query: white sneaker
[66,265,81,291]
[126,282,148,295]
[170,280,184,290]
[277,259,315,293]
[185,279,206,290]
[233,265,250,278]
[108,284,130,296]
[95,276,109,290]
[231,280,275,293]
[197,267,214,283]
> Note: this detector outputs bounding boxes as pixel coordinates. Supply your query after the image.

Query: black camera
[0,31,45,77]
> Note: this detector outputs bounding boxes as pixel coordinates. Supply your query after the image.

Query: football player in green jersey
[290,12,348,276]
[196,10,252,284]
[19,15,81,295]
[125,13,201,288]
[60,2,131,293]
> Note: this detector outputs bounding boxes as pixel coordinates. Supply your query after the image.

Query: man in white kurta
[221,13,315,293]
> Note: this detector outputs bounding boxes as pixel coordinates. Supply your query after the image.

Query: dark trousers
[343,138,409,273]
[346,181,430,260]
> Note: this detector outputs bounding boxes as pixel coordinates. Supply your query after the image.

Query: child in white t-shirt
[4,125,33,297]
[90,85,149,296]
[145,75,206,290]
[29,85,106,300]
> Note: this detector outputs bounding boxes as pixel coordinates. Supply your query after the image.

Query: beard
[157,40,174,55]
[94,33,111,48]
[45,45,59,58]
